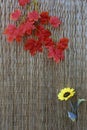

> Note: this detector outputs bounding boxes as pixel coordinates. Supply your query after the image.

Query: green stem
[69,100,78,121]
[69,101,76,113]
[33,0,38,11]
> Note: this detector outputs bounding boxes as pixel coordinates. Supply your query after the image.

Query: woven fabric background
[0,0,87,130]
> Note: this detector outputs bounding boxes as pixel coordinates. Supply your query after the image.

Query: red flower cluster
[4,1,69,63]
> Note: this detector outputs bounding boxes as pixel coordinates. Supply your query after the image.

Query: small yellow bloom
[58,87,75,101]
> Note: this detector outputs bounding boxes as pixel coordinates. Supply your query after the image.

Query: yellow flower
[58,87,75,101]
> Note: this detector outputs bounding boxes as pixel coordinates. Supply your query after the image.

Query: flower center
[64,92,70,97]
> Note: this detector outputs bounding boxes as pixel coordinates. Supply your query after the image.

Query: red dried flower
[3,24,17,42]
[18,0,30,6]
[57,38,69,50]
[48,46,64,63]
[44,38,54,48]
[4,24,16,35]
[24,38,43,55]
[48,38,69,63]
[40,11,50,24]
[10,9,21,21]
[18,21,35,36]
[35,25,51,42]
[14,21,35,42]
[13,28,23,42]
[27,11,40,22]
[49,16,61,28]
[24,21,35,35]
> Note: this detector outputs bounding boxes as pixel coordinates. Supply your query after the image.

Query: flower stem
[33,0,38,11]
[69,100,78,121]
[69,100,76,113]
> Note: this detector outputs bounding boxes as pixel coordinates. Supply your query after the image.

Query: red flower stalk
[3,0,69,63]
